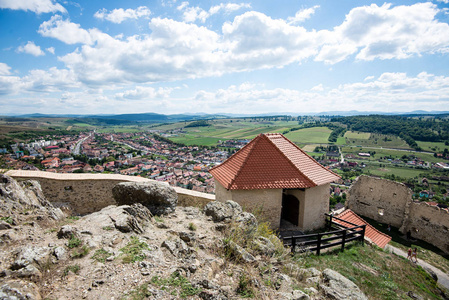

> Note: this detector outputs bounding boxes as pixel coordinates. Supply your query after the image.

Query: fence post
[341,230,346,252]
[361,225,366,245]
[317,234,322,256]
[291,237,296,253]
[328,214,333,231]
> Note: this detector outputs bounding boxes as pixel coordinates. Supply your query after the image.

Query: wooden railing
[282,213,366,255]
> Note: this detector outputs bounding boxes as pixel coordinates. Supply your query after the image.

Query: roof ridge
[281,134,341,180]
[264,133,316,188]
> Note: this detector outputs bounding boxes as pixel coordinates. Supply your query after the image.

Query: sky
[1,0,449,115]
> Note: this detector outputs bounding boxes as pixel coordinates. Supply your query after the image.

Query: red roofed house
[209,133,340,230]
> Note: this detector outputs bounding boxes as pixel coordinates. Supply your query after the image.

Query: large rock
[99,204,152,234]
[204,200,243,222]
[319,269,368,300]
[112,181,177,215]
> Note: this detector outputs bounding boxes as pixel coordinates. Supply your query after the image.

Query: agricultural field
[284,127,331,144]
[339,132,410,149]
[417,141,448,152]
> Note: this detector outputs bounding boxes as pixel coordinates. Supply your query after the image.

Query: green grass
[284,127,332,144]
[417,141,448,153]
[150,272,202,298]
[91,248,113,263]
[345,131,371,139]
[63,264,80,276]
[68,235,82,248]
[120,236,150,263]
[294,243,443,300]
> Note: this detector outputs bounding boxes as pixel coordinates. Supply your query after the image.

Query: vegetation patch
[63,264,80,276]
[91,248,113,263]
[150,272,201,298]
[120,236,150,263]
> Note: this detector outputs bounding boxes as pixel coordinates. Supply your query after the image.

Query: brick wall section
[5,170,215,215]
[347,175,449,254]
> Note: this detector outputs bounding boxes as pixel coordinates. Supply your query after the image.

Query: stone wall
[5,170,215,215]
[347,175,449,254]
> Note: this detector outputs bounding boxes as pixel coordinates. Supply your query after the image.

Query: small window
[393,193,397,197]
[370,187,373,192]
[64,186,73,191]
[378,208,384,216]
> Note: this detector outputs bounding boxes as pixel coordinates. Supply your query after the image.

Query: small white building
[210,133,340,231]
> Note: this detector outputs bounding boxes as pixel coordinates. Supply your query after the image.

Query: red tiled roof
[334,209,391,249]
[209,133,340,190]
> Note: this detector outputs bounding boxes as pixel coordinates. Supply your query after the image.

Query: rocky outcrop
[319,269,368,300]
[0,175,64,221]
[112,181,177,215]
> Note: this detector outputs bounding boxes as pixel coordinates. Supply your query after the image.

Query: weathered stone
[0,221,12,230]
[57,225,77,239]
[204,201,234,222]
[0,279,42,300]
[53,246,66,260]
[112,181,177,215]
[12,246,51,269]
[179,231,196,245]
[252,236,276,256]
[423,266,438,282]
[407,291,424,300]
[319,269,368,300]
[161,238,190,258]
[227,240,255,263]
[235,212,257,231]
[280,290,310,300]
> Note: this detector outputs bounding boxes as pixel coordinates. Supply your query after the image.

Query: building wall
[215,180,282,228]
[6,170,215,215]
[346,175,411,228]
[303,183,331,232]
[347,175,449,254]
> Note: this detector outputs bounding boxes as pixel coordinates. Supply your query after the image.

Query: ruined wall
[406,202,449,253]
[347,175,411,228]
[347,175,449,254]
[6,170,215,215]
[214,180,283,228]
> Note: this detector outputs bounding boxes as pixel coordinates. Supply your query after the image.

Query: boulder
[161,238,190,258]
[204,201,234,222]
[319,269,368,300]
[112,181,177,215]
[57,225,77,239]
[234,212,257,232]
[107,204,152,234]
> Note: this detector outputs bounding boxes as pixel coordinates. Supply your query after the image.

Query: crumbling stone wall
[347,175,449,254]
[5,170,214,215]
[346,175,411,228]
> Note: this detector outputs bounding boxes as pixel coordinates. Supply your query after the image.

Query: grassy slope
[294,243,445,300]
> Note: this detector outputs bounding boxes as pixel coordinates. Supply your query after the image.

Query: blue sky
[1,0,449,115]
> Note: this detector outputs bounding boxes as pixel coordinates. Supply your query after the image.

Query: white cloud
[0,63,11,75]
[94,6,151,24]
[115,86,174,100]
[316,3,449,63]
[0,0,66,14]
[209,3,251,15]
[287,5,320,24]
[38,15,103,45]
[178,2,250,23]
[311,84,324,91]
[46,47,55,54]
[17,41,45,56]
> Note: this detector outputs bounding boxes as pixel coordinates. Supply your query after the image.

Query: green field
[285,127,332,144]
[417,141,448,152]
[344,131,370,139]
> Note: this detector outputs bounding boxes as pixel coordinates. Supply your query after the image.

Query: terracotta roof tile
[209,133,340,190]
[334,209,391,249]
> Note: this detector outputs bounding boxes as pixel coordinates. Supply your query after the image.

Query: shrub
[120,236,149,263]
[67,235,82,249]
[63,264,80,276]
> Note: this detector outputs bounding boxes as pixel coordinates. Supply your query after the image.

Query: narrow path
[385,244,449,291]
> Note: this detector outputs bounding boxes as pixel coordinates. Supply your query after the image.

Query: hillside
[0,174,447,299]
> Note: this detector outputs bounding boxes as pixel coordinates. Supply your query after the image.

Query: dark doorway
[281,193,299,226]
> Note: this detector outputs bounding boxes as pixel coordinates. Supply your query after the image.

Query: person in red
[407,248,412,260]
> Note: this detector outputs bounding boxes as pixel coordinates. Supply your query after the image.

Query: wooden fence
[282,213,366,255]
